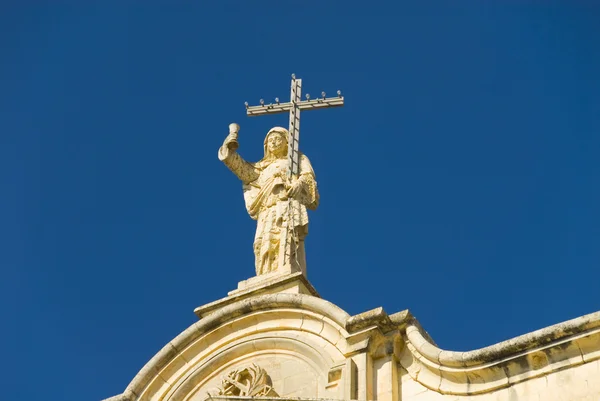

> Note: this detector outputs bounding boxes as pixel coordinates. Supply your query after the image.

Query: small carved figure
[218,125,319,276]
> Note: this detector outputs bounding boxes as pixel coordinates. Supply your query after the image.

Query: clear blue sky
[1,3,598,400]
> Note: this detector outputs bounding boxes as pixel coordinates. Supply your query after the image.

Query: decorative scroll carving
[215,364,278,397]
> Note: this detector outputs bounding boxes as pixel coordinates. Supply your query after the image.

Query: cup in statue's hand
[227,136,239,150]
[229,123,240,134]
[227,123,240,150]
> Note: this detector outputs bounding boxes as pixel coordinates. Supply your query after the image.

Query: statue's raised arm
[218,123,259,184]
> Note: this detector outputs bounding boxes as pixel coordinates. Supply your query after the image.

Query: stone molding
[195,272,319,319]
[119,294,352,401]
[401,310,600,395]
[209,398,344,401]
[103,292,600,401]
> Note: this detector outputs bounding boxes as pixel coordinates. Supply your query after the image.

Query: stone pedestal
[194,272,319,319]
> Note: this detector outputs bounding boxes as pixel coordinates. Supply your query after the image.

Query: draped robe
[218,139,319,276]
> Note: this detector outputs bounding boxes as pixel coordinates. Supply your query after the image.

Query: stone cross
[245,74,344,177]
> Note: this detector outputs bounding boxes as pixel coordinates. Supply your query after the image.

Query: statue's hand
[223,133,239,151]
[287,179,305,199]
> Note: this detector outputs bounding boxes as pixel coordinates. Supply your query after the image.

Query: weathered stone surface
[104,278,600,401]
[195,272,319,318]
[346,307,395,334]
[401,310,600,397]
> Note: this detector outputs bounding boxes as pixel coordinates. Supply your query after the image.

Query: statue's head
[263,127,288,159]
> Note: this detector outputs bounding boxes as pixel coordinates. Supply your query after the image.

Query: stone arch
[123,294,353,401]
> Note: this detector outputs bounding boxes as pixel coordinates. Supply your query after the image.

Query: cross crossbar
[244,74,344,178]
[246,97,345,116]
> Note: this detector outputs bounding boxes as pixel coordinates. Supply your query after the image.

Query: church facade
[103,272,600,401]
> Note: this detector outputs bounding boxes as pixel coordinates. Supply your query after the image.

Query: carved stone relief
[214,364,278,397]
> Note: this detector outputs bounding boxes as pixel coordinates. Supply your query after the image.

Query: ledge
[194,272,319,319]
[407,310,600,368]
[209,397,348,401]
[401,310,600,395]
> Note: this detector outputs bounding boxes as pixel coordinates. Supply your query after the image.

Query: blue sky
[1,2,599,400]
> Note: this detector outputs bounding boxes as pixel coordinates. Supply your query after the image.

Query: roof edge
[123,293,352,401]
[406,310,600,368]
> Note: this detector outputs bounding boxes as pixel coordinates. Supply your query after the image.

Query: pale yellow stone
[104,278,600,401]
[138,375,171,401]
[300,314,325,335]
[406,387,447,401]
[575,331,600,363]
[374,357,398,401]
[400,379,431,399]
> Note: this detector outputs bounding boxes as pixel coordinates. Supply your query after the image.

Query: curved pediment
[122,293,364,401]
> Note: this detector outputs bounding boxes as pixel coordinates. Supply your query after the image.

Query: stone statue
[218,124,319,276]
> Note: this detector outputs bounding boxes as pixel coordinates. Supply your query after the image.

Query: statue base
[230,264,306,294]
[194,272,319,319]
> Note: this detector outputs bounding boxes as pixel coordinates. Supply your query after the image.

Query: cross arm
[246,97,345,117]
